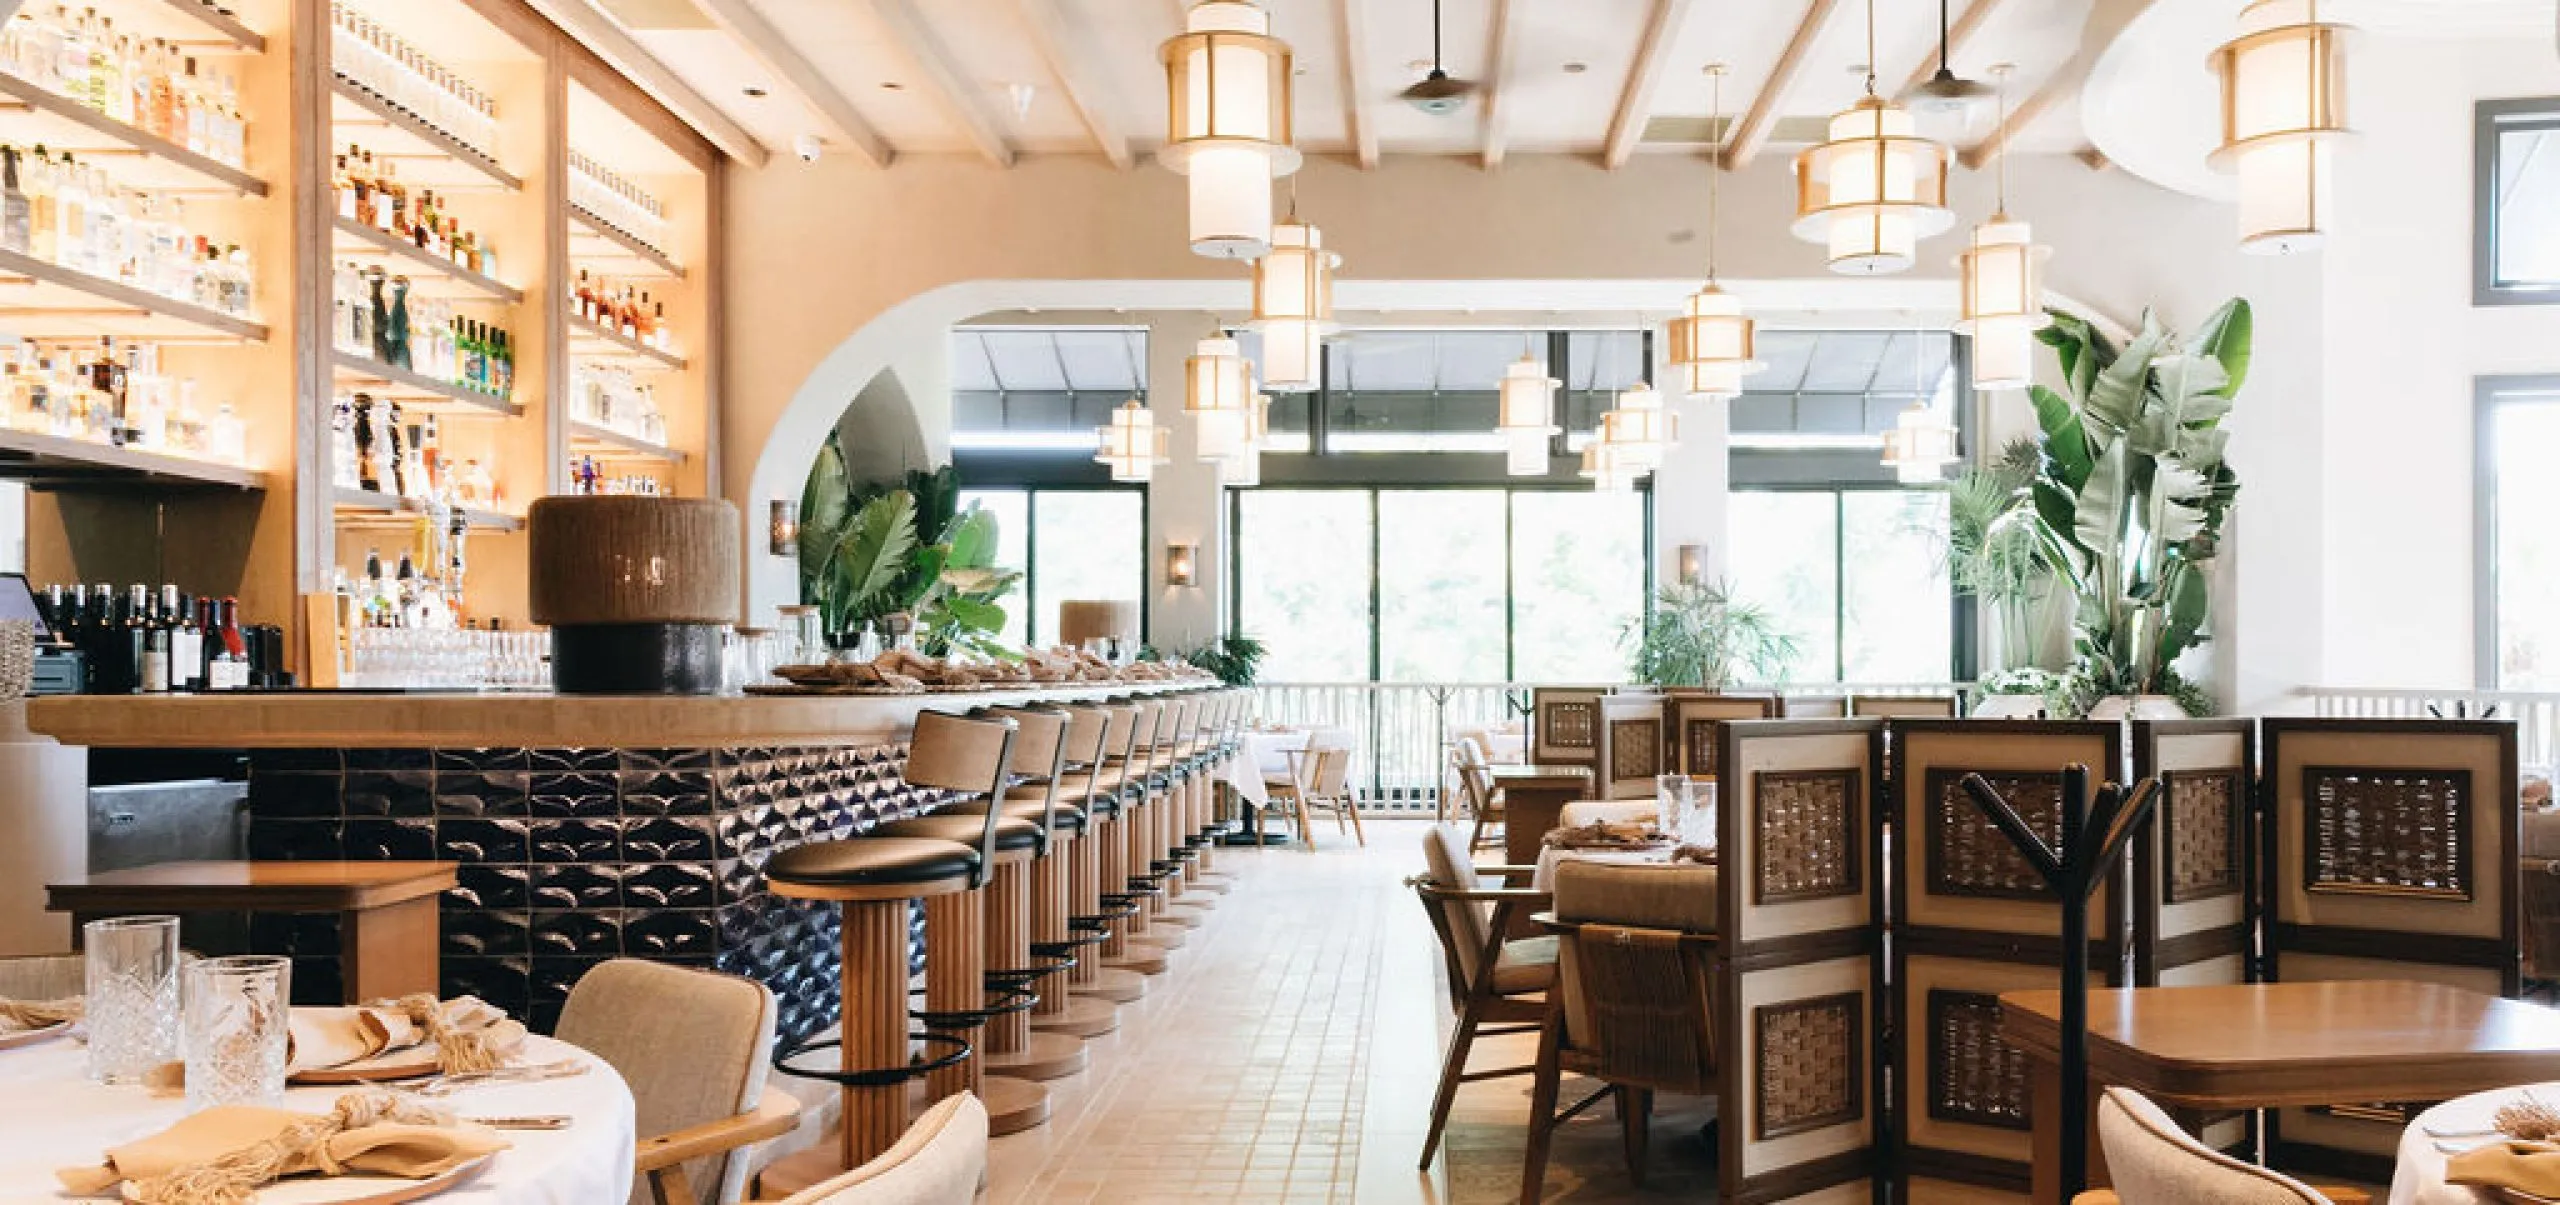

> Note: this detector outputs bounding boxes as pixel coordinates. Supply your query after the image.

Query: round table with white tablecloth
[0,1032,637,1204]
[2392,1082,2560,1205]
[1221,726,1356,808]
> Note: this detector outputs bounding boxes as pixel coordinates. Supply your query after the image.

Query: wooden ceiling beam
[1721,0,1841,170]
[1480,0,1522,170]
[1337,0,1380,168]
[521,0,769,166]
[1601,0,1695,170]
[1016,0,1134,168]
[692,0,892,167]
[873,0,1017,168]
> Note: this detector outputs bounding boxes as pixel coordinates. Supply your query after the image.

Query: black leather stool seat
[767,836,980,888]
[869,813,1045,852]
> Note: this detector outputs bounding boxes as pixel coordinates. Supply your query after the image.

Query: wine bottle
[122,582,151,695]
[210,596,245,690]
[163,584,198,691]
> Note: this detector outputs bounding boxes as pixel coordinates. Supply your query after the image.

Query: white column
[1650,342,1732,588]
[1145,312,1227,653]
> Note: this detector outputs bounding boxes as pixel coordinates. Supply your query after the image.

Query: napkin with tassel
[286,994,526,1075]
[0,994,81,1032]
[2448,1139,2560,1198]
[57,1089,508,1205]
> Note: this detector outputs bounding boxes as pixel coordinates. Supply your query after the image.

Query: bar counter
[26,683,1202,1038]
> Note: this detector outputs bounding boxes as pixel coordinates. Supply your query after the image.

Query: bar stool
[1129,697,1192,950]
[938,704,1090,1083]
[762,709,1016,1185]
[1073,702,1156,1002]
[862,710,1053,1136]
[1157,693,1216,927]
[1188,690,1242,896]
[1145,695,1206,933]
[1101,698,1176,976]
[1025,702,1123,1038]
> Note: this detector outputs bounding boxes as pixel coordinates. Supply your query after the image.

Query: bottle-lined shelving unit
[0,0,718,672]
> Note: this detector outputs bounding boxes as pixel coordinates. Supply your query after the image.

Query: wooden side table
[48,861,457,1003]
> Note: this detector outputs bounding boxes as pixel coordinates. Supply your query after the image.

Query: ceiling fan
[1907,0,1994,122]
[1399,0,1478,116]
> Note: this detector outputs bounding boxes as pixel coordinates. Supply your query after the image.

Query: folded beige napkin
[0,995,81,1031]
[286,995,525,1075]
[2449,1139,2560,1196]
[57,1090,508,1205]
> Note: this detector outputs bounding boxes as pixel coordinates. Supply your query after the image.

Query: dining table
[1220,726,1354,845]
[2392,1081,2560,1205]
[0,1030,638,1203]
[1999,981,2560,1205]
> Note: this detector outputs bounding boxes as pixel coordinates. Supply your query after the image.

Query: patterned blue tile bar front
[243,741,948,1040]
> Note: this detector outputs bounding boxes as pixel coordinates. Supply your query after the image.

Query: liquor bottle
[0,146,28,255]
[192,596,215,689]
[165,584,199,691]
[351,391,378,491]
[122,582,150,694]
[210,596,245,689]
[384,400,407,497]
[139,622,167,693]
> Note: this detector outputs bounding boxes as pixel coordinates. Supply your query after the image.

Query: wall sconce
[1166,542,1199,587]
[1677,543,1706,585]
[769,499,801,557]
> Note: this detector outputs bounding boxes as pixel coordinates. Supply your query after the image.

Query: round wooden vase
[529,496,740,694]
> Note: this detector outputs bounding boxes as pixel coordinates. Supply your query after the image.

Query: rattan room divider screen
[1670,691,1782,780]
[1530,686,1608,771]
[2259,717,2521,1181]
[1715,718,1887,1205]
[1594,693,1669,800]
[1888,719,2127,1203]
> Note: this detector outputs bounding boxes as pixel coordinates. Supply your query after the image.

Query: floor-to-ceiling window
[958,487,1147,649]
[2480,377,2560,685]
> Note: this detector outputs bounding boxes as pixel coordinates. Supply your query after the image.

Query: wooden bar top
[28,683,1196,749]
[1999,980,2560,1109]
[48,860,458,912]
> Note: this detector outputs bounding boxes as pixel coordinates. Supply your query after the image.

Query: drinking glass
[183,956,291,1111]
[1655,773,1690,835]
[85,915,182,1085]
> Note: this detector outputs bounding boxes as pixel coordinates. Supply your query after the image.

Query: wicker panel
[1924,989,2031,1132]
[2164,769,2244,904]
[1923,769,2064,901]
[1755,769,1862,904]
[1684,719,1721,777]
[2303,767,2473,901]
[1544,701,1596,751]
[1611,719,1662,782]
[1754,993,1863,1140]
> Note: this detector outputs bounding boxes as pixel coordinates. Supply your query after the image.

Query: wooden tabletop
[1999,981,2560,1109]
[47,861,459,913]
[1488,764,1594,788]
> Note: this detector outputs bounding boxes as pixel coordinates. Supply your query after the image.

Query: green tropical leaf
[2072,442,2132,569]
[831,492,918,621]
[942,506,1001,570]
[2188,298,2253,399]
[2083,315,2165,438]
[2029,385,2094,489]
[798,438,853,598]
[2156,560,2210,672]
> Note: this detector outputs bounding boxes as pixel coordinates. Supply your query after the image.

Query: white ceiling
[578,0,2112,163]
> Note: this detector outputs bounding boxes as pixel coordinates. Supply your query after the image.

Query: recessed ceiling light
[742,86,767,98]
[881,81,906,91]
[1562,61,1588,74]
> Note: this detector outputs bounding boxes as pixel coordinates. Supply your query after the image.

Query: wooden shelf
[329,77,520,192]
[566,314,684,369]
[330,351,520,417]
[122,0,265,52]
[333,486,523,532]
[565,420,685,464]
[0,72,265,195]
[0,427,264,489]
[0,247,268,341]
[332,218,522,303]
[569,207,683,279]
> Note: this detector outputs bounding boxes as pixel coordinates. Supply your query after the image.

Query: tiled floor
[980,818,1720,1203]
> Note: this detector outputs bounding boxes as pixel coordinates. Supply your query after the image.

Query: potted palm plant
[1622,580,1799,688]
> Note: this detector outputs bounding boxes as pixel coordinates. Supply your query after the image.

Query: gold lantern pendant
[1955,67,2051,392]
[1668,65,1763,400]
[1159,1,1300,259]
[1791,0,1952,275]
[1496,353,1559,477]
[1253,216,1338,393]
[1095,399,1171,483]
[1186,335,1254,462]
[2209,0,2354,255]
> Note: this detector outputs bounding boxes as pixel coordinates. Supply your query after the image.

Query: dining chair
[2073,1086,2369,1205]
[1303,740,1366,847]
[1454,738,1507,853]
[1267,746,1336,849]
[1521,858,1720,1205]
[769,1091,989,1205]
[0,953,82,1000]
[1409,823,1555,1171]
[554,959,801,1205]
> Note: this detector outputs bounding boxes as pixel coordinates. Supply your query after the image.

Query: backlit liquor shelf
[330,350,519,416]
[331,217,522,302]
[0,427,263,489]
[0,71,263,195]
[0,247,267,341]
[566,419,683,464]
[331,486,522,532]
[567,313,682,369]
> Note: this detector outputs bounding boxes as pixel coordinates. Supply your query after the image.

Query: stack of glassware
[567,149,669,258]
[327,0,498,160]
[0,5,249,167]
[569,362,665,445]
[341,624,547,689]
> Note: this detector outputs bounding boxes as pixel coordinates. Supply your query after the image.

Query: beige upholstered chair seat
[766,837,980,889]
[1492,935,1558,993]
[866,814,1043,854]
[1552,859,1717,932]
[774,1091,988,1205]
[2084,1087,2341,1205]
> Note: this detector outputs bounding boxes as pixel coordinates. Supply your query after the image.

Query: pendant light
[1496,343,1560,477]
[1667,66,1763,401]
[1252,189,1339,393]
[2209,0,2353,254]
[1579,441,1637,493]
[1600,380,1676,471]
[1160,1,1300,259]
[1955,65,2050,392]
[1792,0,1953,274]
[1186,334,1254,461]
[1879,330,1958,484]
[1096,399,1170,483]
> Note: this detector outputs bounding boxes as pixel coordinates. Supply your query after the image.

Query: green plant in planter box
[1186,633,1268,687]
[1622,580,1799,688]
[797,439,1022,654]
[1949,438,2063,673]
[2024,299,2251,718]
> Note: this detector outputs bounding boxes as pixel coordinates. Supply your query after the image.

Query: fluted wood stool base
[1030,994,1120,1037]
[1073,967,1149,1002]
[983,1074,1052,1135]
[985,1031,1088,1081]
[1107,942,1171,975]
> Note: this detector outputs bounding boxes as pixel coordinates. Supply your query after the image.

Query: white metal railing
[2297,686,2560,770]
[1253,680,1971,810]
